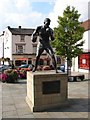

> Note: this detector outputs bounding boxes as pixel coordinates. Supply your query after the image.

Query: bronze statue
[31,18,58,73]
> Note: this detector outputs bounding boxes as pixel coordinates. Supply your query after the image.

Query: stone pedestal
[26,71,68,112]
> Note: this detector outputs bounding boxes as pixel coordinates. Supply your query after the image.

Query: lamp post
[0,31,5,65]
[2,38,4,65]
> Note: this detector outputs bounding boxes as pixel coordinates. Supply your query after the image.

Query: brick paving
[0,73,89,119]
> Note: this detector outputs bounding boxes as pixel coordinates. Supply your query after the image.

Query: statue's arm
[31,26,40,42]
[50,29,54,41]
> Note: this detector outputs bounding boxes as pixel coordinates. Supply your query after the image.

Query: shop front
[78,52,90,71]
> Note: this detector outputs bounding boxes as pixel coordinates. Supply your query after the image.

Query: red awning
[17,58,28,60]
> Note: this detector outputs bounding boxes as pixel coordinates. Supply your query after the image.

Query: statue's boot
[56,69,58,73]
[32,58,38,72]
[32,67,36,72]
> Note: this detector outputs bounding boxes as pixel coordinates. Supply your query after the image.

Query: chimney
[7,26,10,29]
[3,31,5,34]
[19,26,21,29]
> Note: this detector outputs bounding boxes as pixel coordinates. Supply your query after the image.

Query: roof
[7,20,90,35]
[7,26,35,35]
[81,19,90,31]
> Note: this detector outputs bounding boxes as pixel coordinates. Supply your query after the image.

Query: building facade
[0,26,61,66]
[0,26,50,66]
[72,19,90,73]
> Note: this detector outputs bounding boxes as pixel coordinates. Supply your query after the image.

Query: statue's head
[44,18,51,26]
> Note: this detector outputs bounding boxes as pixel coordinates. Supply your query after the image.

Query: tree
[52,6,85,75]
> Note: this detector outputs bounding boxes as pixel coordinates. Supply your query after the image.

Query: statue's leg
[52,54,58,73]
[45,47,58,73]
[32,47,44,72]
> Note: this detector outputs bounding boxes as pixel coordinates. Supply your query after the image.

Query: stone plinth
[26,71,68,112]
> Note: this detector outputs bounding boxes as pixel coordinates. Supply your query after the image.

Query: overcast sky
[0,0,90,32]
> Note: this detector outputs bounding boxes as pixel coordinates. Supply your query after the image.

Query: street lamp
[2,38,4,65]
[0,31,5,65]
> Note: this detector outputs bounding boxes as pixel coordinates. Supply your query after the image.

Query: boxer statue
[31,18,58,73]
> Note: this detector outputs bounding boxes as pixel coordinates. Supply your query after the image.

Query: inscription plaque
[42,80,60,94]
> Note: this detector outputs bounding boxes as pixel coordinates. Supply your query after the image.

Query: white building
[72,19,90,73]
[0,26,49,66]
[0,26,61,66]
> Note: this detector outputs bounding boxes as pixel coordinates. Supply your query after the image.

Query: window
[15,60,22,66]
[28,58,32,64]
[20,35,25,42]
[39,59,43,65]
[78,53,90,70]
[16,44,25,53]
[57,56,61,64]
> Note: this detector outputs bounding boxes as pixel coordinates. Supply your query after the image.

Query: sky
[0,0,90,32]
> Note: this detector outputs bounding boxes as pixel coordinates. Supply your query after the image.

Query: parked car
[57,64,65,72]
[0,65,12,73]
[28,64,34,71]
[17,64,29,70]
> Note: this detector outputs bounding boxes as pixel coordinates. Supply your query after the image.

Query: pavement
[0,72,89,120]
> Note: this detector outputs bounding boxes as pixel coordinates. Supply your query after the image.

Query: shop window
[15,60,22,66]
[38,59,43,65]
[28,58,32,64]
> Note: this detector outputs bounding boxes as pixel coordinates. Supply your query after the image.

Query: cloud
[15,0,30,9]
[0,0,90,32]
[0,0,47,31]
[49,0,90,28]
[4,9,44,28]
